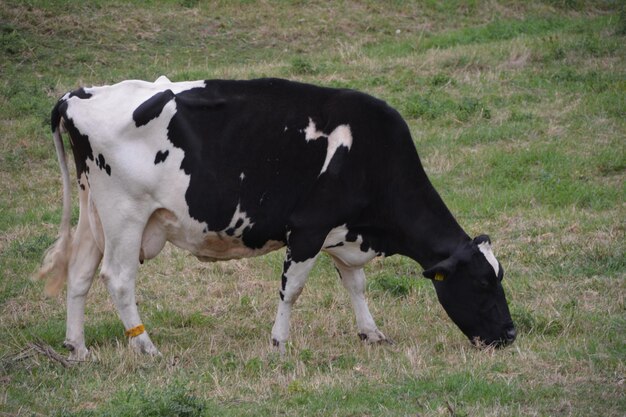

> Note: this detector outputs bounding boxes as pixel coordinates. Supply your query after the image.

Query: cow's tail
[36,102,73,297]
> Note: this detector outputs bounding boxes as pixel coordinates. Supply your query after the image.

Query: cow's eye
[475,279,490,290]
[477,274,500,291]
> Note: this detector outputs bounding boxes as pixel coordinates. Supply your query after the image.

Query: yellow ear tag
[434,272,445,281]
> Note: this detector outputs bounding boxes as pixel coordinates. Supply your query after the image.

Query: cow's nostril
[505,326,517,342]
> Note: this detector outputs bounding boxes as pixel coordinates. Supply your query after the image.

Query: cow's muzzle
[471,324,516,349]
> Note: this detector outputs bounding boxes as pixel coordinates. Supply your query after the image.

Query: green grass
[1,1,625,416]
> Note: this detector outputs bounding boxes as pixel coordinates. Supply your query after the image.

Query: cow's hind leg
[332,257,388,343]
[98,209,159,356]
[64,194,102,361]
[271,246,319,353]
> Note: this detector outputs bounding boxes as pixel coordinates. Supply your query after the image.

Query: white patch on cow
[477,241,499,276]
[323,224,349,247]
[240,172,245,181]
[284,126,288,132]
[154,75,171,84]
[227,202,253,236]
[322,224,380,268]
[323,124,352,174]
[304,118,325,141]
[302,118,353,175]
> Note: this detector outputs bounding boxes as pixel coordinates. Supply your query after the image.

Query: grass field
[1,1,624,415]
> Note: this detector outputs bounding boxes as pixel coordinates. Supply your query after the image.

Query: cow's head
[423,235,516,348]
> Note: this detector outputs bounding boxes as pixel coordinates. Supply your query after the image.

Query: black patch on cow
[62,116,93,179]
[279,290,284,301]
[345,231,359,243]
[154,150,169,165]
[95,153,111,176]
[281,273,288,291]
[360,240,371,252]
[80,183,85,191]
[133,89,175,127]
[358,333,368,341]
[225,227,235,236]
[69,88,93,100]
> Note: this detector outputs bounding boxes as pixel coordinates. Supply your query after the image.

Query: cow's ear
[473,234,491,245]
[422,257,458,281]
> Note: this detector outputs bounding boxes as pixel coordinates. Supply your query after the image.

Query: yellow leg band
[125,324,145,338]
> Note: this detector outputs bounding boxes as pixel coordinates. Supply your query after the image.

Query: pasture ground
[0,1,624,416]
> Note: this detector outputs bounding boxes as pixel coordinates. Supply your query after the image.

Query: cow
[37,76,516,361]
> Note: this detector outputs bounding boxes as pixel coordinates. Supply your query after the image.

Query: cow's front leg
[271,248,318,353]
[100,221,159,356]
[333,257,388,343]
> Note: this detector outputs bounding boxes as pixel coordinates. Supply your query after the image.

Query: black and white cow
[38,77,515,360]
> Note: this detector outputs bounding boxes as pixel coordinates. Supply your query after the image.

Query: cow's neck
[389,161,470,270]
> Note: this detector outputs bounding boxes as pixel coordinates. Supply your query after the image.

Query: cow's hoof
[64,341,89,362]
[358,329,392,345]
[271,338,286,355]
[129,334,161,356]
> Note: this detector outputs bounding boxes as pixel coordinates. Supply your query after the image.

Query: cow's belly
[140,208,284,262]
[102,207,377,267]
[192,235,285,262]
